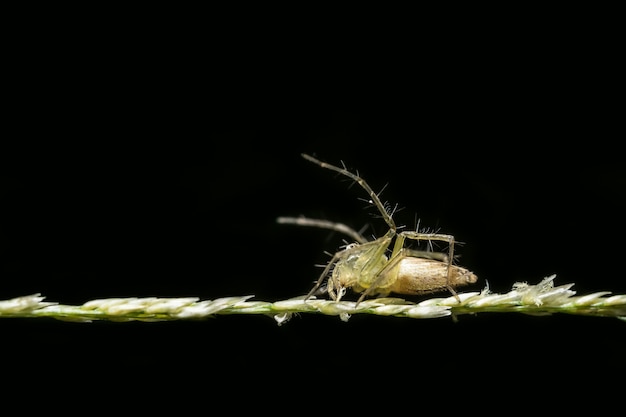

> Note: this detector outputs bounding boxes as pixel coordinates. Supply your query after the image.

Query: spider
[277,153,478,305]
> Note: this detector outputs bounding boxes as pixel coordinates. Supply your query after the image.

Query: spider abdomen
[387,258,478,295]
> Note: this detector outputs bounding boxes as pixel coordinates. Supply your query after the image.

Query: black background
[2,15,624,412]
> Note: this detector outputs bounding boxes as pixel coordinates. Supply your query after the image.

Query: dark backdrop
[2,27,623,411]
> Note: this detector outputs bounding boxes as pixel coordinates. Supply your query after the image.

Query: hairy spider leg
[392,231,454,263]
[276,216,369,244]
[355,231,459,304]
[399,231,459,299]
[301,154,397,233]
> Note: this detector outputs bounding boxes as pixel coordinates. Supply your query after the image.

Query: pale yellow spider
[278,154,477,305]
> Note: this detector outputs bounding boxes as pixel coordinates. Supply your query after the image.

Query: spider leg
[276,216,369,244]
[301,154,397,234]
[398,231,455,260]
[396,231,461,301]
[304,251,341,301]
